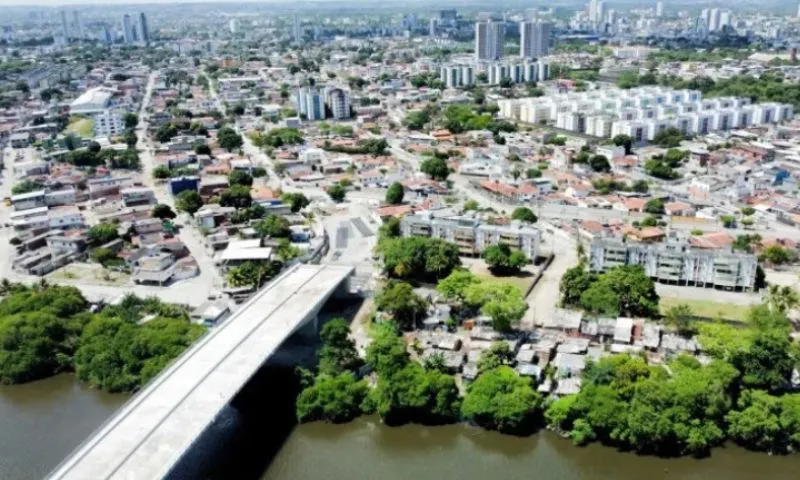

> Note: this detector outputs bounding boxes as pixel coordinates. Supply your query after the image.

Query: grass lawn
[469,262,534,294]
[65,116,95,138]
[659,296,751,323]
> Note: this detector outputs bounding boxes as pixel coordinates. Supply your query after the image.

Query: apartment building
[325,87,351,120]
[519,20,552,59]
[498,86,794,141]
[475,19,505,61]
[400,212,541,259]
[589,239,757,290]
[440,65,475,89]
[487,59,550,85]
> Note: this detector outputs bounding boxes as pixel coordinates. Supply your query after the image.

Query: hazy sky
[0,0,298,6]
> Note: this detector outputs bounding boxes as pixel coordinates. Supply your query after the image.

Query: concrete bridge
[47,263,354,480]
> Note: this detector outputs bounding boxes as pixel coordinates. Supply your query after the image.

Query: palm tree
[766,285,799,313]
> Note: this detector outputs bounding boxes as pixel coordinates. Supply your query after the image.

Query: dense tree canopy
[318,318,362,376]
[217,126,243,152]
[463,281,527,332]
[219,185,252,209]
[75,316,204,392]
[254,214,291,238]
[378,236,461,282]
[296,372,369,424]
[560,265,659,317]
[546,354,738,455]
[0,286,202,393]
[462,366,542,435]
[374,281,428,331]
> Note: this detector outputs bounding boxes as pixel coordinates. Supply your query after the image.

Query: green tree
[228,169,253,187]
[318,318,362,375]
[327,183,347,202]
[175,190,203,216]
[461,366,542,435]
[296,372,368,423]
[560,264,595,307]
[219,185,252,209]
[385,182,405,205]
[152,165,172,179]
[217,126,244,152]
[612,134,633,154]
[477,341,514,375]
[87,223,119,246]
[75,316,204,392]
[464,281,527,332]
[280,192,310,213]
[760,245,794,265]
[123,112,139,129]
[225,261,282,288]
[589,154,610,172]
[370,362,461,425]
[365,322,409,377]
[644,198,665,215]
[420,156,449,181]
[463,200,480,211]
[436,270,480,303]
[374,281,427,331]
[727,389,800,453]
[482,244,527,275]
[254,214,290,238]
[379,237,461,282]
[511,207,537,224]
[663,304,696,336]
[632,180,649,193]
[579,266,659,317]
[151,204,176,220]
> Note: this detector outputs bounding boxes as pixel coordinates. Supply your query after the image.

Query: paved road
[136,72,222,296]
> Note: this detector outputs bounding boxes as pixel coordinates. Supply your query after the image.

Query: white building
[440,65,475,89]
[590,239,757,291]
[486,59,549,85]
[326,88,351,120]
[475,19,505,61]
[229,19,239,34]
[401,212,541,259]
[296,87,324,121]
[498,85,793,142]
[656,0,664,18]
[519,21,551,59]
[69,87,126,137]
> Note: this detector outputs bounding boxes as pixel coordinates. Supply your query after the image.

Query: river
[0,375,127,480]
[261,418,800,480]
[3,375,800,480]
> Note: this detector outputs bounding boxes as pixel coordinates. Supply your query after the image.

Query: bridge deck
[48,264,354,480]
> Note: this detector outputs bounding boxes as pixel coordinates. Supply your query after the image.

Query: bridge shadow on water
[166,298,365,480]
